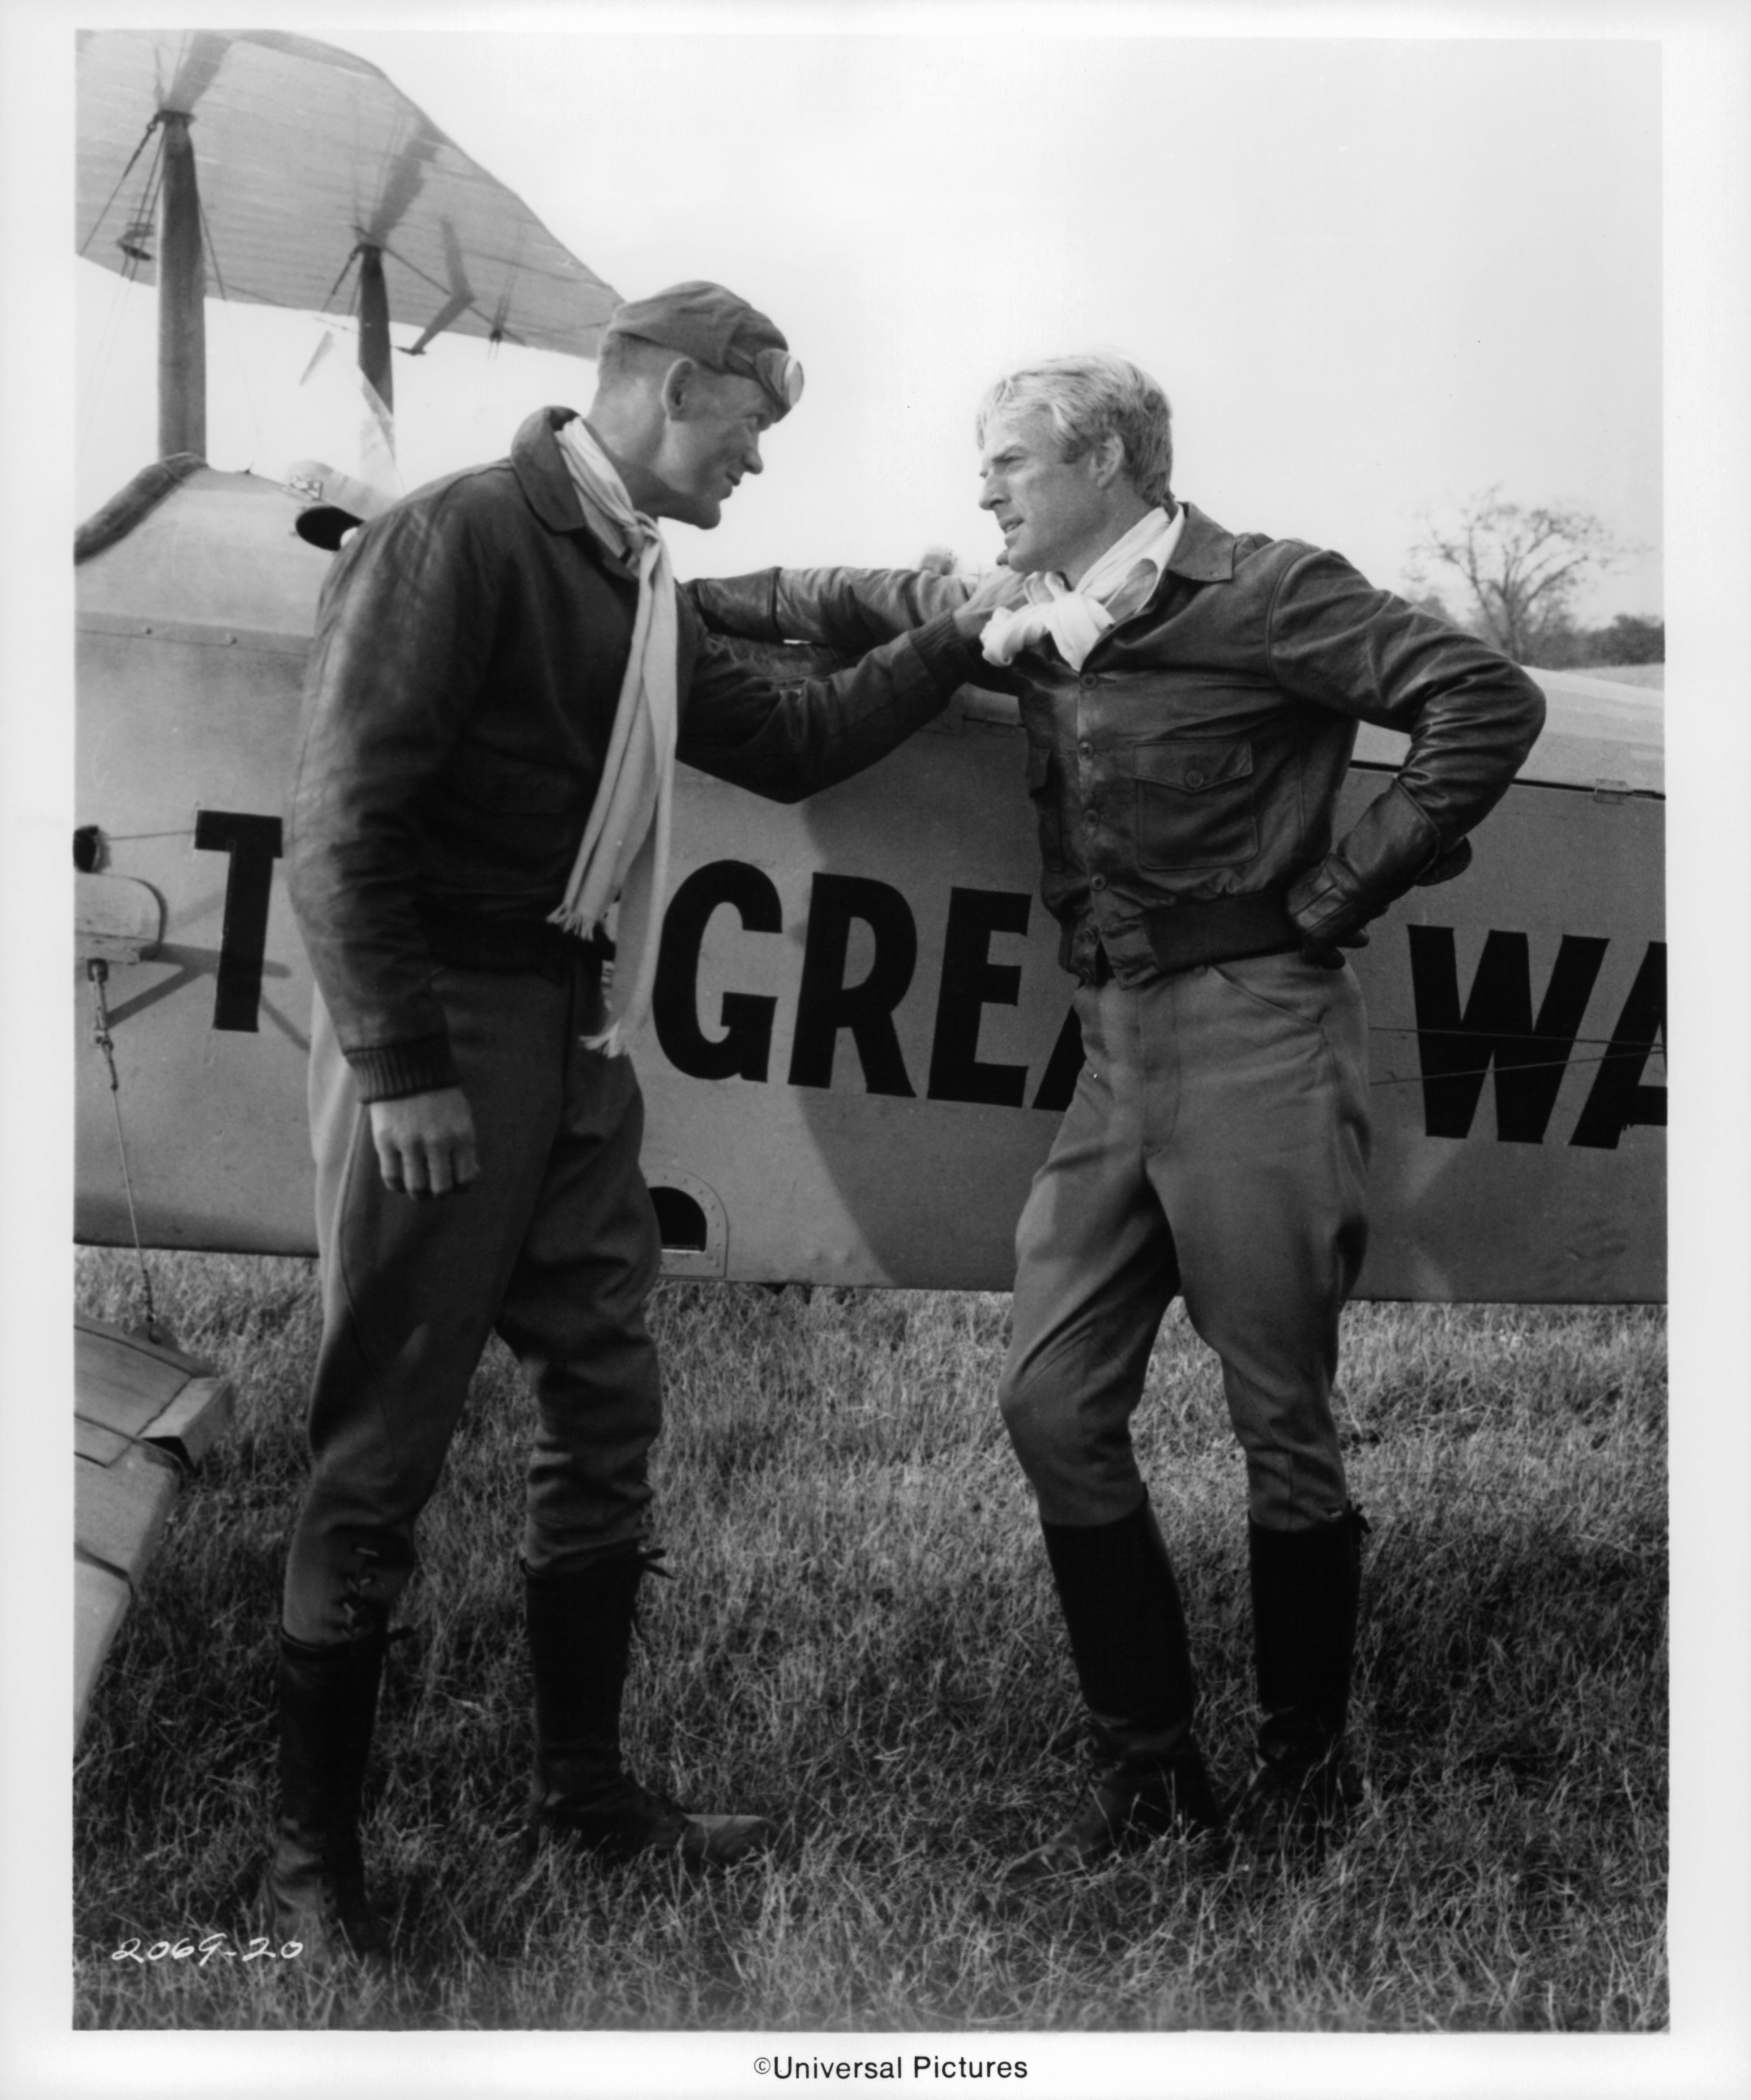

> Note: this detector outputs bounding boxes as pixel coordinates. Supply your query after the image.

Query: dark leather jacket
[689,504,1545,983]
[287,407,970,1101]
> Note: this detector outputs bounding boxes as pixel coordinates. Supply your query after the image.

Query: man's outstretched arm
[688,563,978,656]
[676,576,1015,802]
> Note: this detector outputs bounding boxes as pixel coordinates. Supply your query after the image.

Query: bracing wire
[1368,1046,1664,1093]
[77,264,141,458]
[76,116,160,258]
[85,962,162,1344]
[197,184,267,462]
[1368,1024,1660,1050]
[1361,1020,1665,1092]
[377,234,508,337]
[318,245,362,317]
[77,125,168,456]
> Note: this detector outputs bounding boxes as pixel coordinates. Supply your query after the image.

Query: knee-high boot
[260,1627,389,1967]
[1007,1497,1224,1883]
[1235,1503,1368,1866]
[525,1554,773,1865]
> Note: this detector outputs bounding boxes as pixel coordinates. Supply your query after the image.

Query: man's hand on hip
[368,1087,480,1199]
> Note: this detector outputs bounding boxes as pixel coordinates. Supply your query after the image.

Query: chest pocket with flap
[1132,739,1259,871]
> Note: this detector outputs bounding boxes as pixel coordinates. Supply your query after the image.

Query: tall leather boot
[1234,1504,1368,1871]
[525,1553,774,1866]
[1005,1498,1225,1884]
[260,1627,390,1968]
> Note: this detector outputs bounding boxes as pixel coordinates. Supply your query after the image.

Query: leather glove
[1286,859,1379,970]
[1287,783,1469,969]
[1296,837,1474,966]
[1301,926,1372,971]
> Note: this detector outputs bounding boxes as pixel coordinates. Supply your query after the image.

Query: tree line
[1404,488,1663,671]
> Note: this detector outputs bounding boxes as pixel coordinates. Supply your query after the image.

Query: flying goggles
[738,344,806,413]
[619,332,803,417]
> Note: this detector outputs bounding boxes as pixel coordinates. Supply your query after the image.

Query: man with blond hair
[692,350,1543,1881]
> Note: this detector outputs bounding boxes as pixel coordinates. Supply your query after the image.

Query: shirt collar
[509,408,640,575]
[1024,503,1187,620]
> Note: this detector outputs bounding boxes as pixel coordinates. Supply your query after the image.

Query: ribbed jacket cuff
[905,609,984,688]
[346,1032,461,1105]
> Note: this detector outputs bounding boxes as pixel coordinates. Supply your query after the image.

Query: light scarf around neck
[550,415,679,1058]
[981,504,1183,671]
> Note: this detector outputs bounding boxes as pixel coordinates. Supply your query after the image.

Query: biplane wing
[77,29,618,360]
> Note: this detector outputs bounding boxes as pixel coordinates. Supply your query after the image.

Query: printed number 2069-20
[110,1933,303,1965]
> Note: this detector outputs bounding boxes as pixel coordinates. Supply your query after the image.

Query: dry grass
[73,1252,1666,2032]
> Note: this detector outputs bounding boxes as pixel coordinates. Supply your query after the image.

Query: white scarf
[981,504,1185,670]
[550,417,679,1058]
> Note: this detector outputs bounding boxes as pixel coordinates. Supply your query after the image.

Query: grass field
[72,1250,1667,2033]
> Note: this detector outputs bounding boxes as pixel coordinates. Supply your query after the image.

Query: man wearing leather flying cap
[269,281,986,1966]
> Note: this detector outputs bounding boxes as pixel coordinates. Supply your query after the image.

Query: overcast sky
[74,28,1662,621]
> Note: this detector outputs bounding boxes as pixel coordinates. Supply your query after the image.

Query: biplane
[71,29,1665,1724]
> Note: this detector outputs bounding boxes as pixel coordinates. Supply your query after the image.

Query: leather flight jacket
[687,504,1546,985]
[287,408,972,1102]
